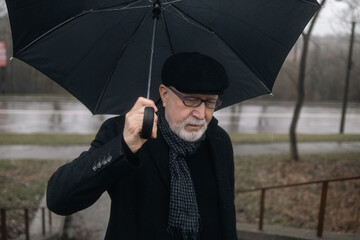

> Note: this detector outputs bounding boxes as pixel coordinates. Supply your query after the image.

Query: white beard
[165,113,207,142]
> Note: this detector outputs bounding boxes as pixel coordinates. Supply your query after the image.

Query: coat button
[106,155,112,163]
[92,165,97,171]
[97,161,102,168]
[102,158,107,165]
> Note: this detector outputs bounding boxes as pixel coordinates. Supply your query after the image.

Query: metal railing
[235,175,360,238]
[0,207,52,240]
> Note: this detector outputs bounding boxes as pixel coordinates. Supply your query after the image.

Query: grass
[1,133,360,145]
[0,159,66,208]
[0,159,66,239]
[234,152,360,233]
[0,133,95,145]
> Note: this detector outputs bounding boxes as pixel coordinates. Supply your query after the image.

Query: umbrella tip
[269,92,274,97]
[10,57,14,61]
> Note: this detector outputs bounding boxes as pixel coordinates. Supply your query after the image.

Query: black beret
[161,52,228,95]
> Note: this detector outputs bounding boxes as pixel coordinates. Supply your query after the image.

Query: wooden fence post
[24,209,29,240]
[317,181,328,237]
[1,209,7,240]
[259,189,266,230]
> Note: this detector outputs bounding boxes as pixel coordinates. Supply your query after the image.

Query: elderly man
[47,52,237,240]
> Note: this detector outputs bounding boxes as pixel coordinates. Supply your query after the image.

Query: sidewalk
[62,192,110,240]
[1,142,360,160]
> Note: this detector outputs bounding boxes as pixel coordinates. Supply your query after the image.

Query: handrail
[0,207,53,240]
[235,175,360,238]
[236,175,360,193]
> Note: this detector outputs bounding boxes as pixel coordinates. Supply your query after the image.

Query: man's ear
[159,84,168,107]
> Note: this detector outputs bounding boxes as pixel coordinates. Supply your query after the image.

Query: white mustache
[183,117,206,126]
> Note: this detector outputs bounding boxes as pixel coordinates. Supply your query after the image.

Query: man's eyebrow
[184,95,218,100]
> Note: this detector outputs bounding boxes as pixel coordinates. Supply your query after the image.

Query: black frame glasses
[168,87,222,109]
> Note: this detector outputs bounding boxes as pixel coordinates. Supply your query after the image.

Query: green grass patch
[1,133,360,145]
[0,133,95,145]
[229,133,360,144]
[0,159,66,208]
[0,159,66,239]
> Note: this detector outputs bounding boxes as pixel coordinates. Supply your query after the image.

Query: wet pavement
[1,96,360,134]
[63,193,110,240]
[1,142,360,160]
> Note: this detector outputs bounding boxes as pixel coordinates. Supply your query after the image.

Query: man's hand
[123,97,158,153]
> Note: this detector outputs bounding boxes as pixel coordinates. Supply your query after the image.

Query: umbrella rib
[93,9,152,114]
[208,29,272,93]
[160,9,175,54]
[169,3,290,51]
[15,0,148,56]
[166,4,272,93]
[162,5,214,34]
[93,5,152,12]
[161,0,185,5]
[297,0,321,6]
[94,0,150,11]
[93,0,185,13]
[214,31,272,93]
[16,10,92,56]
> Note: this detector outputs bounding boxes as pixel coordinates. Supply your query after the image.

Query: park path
[1,142,360,160]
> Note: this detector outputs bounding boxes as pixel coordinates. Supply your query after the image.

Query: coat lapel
[145,118,231,197]
[145,132,171,191]
[207,118,234,235]
[207,119,230,200]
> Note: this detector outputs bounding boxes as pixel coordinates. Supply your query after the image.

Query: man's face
[159,85,217,142]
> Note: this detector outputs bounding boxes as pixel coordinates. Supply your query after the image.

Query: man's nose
[192,102,206,120]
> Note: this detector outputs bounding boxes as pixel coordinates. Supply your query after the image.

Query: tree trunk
[289,34,308,161]
[289,0,326,161]
[339,21,356,134]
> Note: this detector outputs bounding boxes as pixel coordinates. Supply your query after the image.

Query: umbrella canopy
[5,0,320,115]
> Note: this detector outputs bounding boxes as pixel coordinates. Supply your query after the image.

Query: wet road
[1,96,359,134]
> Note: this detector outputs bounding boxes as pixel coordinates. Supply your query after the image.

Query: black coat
[47,116,237,240]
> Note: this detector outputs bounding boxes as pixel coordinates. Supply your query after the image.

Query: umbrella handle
[140,107,154,139]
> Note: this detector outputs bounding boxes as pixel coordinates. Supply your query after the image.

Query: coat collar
[145,117,229,194]
[206,117,232,205]
[145,132,171,190]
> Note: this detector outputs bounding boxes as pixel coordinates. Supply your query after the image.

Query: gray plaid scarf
[157,103,205,240]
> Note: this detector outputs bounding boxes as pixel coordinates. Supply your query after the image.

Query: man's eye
[185,98,200,102]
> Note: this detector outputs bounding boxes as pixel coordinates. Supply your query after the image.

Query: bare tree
[337,0,360,133]
[289,0,326,161]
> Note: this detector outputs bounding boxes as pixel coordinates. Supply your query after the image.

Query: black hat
[161,52,228,95]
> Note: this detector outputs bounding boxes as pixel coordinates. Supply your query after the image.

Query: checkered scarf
[157,103,205,240]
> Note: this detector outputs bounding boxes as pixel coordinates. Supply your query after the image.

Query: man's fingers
[151,113,158,139]
[134,97,158,112]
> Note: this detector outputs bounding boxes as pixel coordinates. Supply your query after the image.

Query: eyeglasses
[168,87,222,109]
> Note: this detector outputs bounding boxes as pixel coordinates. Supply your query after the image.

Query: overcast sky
[0,0,358,36]
[313,0,359,36]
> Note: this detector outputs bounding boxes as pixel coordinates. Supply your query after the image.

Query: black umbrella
[5,0,319,136]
